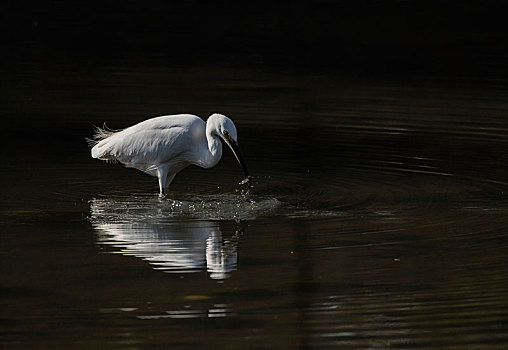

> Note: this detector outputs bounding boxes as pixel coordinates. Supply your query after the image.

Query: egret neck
[201,120,223,169]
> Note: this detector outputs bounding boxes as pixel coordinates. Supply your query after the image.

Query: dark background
[1,0,507,164]
[2,0,507,76]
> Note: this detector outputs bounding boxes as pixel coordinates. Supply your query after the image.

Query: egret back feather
[86,124,121,147]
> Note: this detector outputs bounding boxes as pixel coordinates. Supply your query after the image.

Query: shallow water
[1,55,508,349]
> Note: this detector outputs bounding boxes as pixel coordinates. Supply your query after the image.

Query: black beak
[227,141,252,187]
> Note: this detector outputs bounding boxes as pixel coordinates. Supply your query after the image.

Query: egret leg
[157,167,169,197]
[158,179,165,197]
[158,173,176,198]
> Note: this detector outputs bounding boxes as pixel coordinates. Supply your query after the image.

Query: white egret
[89,113,251,196]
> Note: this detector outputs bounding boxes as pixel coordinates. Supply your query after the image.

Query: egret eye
[223,130,229,136]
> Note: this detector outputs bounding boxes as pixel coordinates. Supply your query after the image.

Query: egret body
[89,113,251,195]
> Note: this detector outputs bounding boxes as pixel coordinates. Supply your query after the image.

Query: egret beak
[224,135,251,187]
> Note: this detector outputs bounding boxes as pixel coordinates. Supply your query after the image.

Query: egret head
[208,113,251,186]
[208,113,237,142]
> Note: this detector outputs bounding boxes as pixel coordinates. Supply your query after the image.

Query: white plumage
[89,113,251,195]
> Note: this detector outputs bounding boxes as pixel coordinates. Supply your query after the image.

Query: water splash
[90,192,281,223]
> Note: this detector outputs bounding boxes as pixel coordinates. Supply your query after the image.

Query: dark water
[2,54,508,348]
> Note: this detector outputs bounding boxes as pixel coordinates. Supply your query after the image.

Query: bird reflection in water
[90,198,240,280]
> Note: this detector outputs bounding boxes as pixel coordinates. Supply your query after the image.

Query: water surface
[1,59,508,348]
